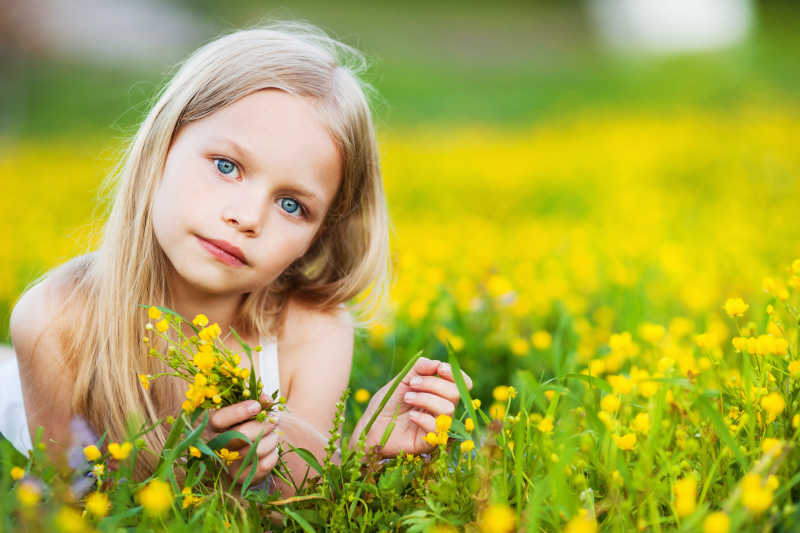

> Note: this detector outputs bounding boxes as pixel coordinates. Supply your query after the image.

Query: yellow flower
[155,319,169,333]
[181,487,201,509]
[478,503,516,533]
[435,414,452,433]
[788,360,800,378]
[54,507,86,533]
[564,512,598,533]
[10,466,25,480]
[493,386,510,402]
[461,440,475,453]
[138,374,150,391]
[189,446,202,458]
[509,337,529,356]
[741,473,773,515]
[93,464,105,478]
[531,330,553,350]
[198,323,222,341]
[472,398,482,409]
[723,297,749,318]
[614,433,637,451]
[464,417,475,432]
[489,403,505,420]
[632,412,650,434]
[193,351,215,373]
[538,417,554,434]
[192,313,209,327]
[16,480,40,507]
[148,306,162,320]
[354,388,370,403]
[761,438,782,455]
[760,392,786,421]
[137,478,173,516]
[83,445,102,462]
[86,491,111,517]
[674,477,697,517]
[424,432,440,446]
[108,441,133,461]
[216,448,240,466]
[703,512,730,533]
[600,394,621,413]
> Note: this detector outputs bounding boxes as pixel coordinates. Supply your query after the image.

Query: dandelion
[354,388,370,403]
[703,511,730,533]
[192,313,208,327]
[478,503,516,533]
[137,478,173,516]
[723,298,749,318]
[83,445,101,462]
[86,491,111,517]
[108,442,133,461]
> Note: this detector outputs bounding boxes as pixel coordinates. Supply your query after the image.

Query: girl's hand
[206,393,280,485]
[352,357,473,457]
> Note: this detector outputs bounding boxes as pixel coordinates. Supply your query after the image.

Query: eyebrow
[208,136,324,206]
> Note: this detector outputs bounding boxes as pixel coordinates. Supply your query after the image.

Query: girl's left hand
[352,357,473,457]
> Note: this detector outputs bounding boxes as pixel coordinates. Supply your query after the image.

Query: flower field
[3,101,800,531]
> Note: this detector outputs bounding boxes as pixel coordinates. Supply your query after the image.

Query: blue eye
[214,158,239,178]
[280,197,303,216]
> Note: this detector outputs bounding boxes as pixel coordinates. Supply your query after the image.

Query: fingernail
[249,402,261,414]
[441,363,451,373]
[410,376,422,386]
[404,392,416,401]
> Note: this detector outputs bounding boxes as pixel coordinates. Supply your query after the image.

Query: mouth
[197,236,248,267]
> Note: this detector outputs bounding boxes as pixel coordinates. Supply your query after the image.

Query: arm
[10,276,75,464]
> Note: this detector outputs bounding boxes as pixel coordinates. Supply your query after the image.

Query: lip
[197,236,248,266]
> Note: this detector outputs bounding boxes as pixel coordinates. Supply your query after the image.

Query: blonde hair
[28,19,392,481]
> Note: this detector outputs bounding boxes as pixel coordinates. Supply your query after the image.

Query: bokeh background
[1,0,799,403]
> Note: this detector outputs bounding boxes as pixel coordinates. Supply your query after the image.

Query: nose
[222,193,267,236]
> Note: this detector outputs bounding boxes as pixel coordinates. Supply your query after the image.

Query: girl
[4,20,472,494]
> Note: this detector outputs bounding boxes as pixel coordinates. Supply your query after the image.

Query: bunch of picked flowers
[138,305,284,423]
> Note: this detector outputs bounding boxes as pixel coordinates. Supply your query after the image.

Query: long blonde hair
[28,19,392,481]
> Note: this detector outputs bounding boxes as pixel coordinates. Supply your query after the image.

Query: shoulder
[10,274,72,360]
[278,297,354,399]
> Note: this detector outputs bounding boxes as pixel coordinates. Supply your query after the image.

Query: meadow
[3,2,800,531]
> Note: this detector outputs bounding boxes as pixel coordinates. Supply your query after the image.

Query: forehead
[179,89,342,202]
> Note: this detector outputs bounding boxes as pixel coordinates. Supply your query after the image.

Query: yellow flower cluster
[137,479,173,516]
[740,473,776,515]
[424,414,452,447]
[674,477,697,517]
[731,335,789,356]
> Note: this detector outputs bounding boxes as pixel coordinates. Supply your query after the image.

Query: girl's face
[152,89,342,299]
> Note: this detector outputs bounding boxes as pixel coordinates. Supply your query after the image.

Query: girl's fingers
[408,375,461,404]
[407,409,437,433]
[436,362,473,390]
[209,400,263,433]
[229,435,280,485]
[407,357,442,379]
[221,420,278,450]
[403,391,455,417]
[256,431,280,457]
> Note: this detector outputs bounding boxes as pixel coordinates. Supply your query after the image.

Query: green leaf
[359,350,423,442]
[285,444,325,477]
[281,507,318,533]
[693,394,747,468]
[207,429,253,451]
[445,342,477,424]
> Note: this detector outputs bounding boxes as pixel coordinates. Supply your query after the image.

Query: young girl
[4,20,472,493]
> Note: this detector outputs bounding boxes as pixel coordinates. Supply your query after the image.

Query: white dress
[0,336,282,456]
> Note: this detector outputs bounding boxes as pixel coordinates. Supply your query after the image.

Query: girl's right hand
[207,394,280,486]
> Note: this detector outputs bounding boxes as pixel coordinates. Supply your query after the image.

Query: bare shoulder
[278,297,355,400]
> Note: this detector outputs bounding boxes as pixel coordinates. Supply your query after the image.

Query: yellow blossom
[478,503,516,533]
[10,466,25,480]
[54,507,86,533]
[216,448,240,466]
[703,512,730,533]
[538,417,554,434]
[632,412,650,434]
[181,487,201,509]
[493,385,511,402]
[86,491,111,517]
[354,388,370,403]
[741,473,773,515]
[83,445,101,462]
[461,440,475,453]
[198,323,222,341]
[108,441,133,461]
[155,319,169,333]
[789,360,800,378]
[761,438,782,455]
[614,433,637,450]
[564,512,598,533]
[600,394,621,413]
[192,313,208,327]
[510,337,529,356]
[436,414,453,433]
[465,417,475,432]
[138,374,150,391]
[472,398,482,409]
[16,480,41,507]
[674,477,697,517]
[531,330,552,349]
[760,392,786,421]
[723,298,749,318]
[148,306,162,320]
[189,446,202,458]
[489,403,505,420]
[193,351,215,373]
[137,478,173,516]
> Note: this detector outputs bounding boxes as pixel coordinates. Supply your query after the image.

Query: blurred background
[1,0,799,402]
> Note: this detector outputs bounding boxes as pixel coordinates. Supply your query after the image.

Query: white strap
[258,336,281,400]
